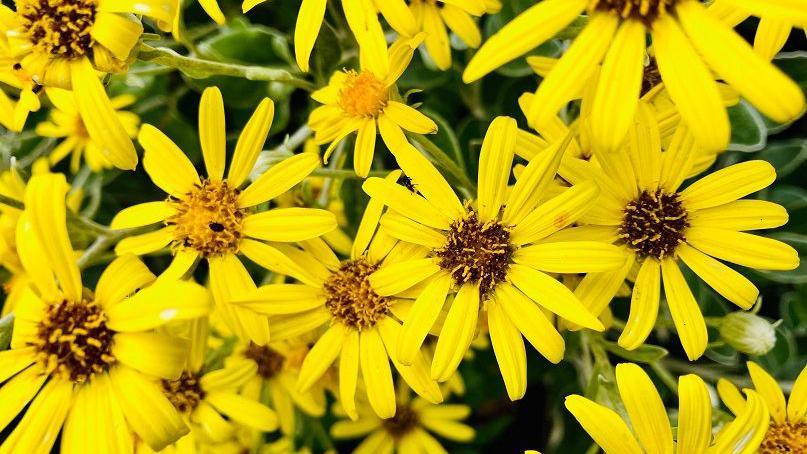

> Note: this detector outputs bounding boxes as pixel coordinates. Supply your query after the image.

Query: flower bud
[719,312,776,356]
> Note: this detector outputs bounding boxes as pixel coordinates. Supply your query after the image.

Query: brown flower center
[382,404,420,438]
[243,343,286,379]
[435,208,514,296]
[642,57,662,95]
[166,179,247,257]
[31,296,115,383]
[18,0,97,58]
[589,0,675,23]
[162,371,205,413]
[323,258,389,330]
[760,422,807,454]
[338,70,388,118]
[618,189,688,259]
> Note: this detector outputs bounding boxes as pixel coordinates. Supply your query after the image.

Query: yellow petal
[110,202,174,230]
[228,98,275,186]
[207,254,270,345]
[106,280,210,331]
[748,360,787,423]
[375,0,417,36]
[112,332,188,379]
[717,378,746,416]
[297,323,349,391]
[680,160,775,211]
[677,243,759,310]
[362,177,452,230]
[421,4,452,70]
[113,227,174,256]
[199,86,226,181]
[383,102,437,134]
[231,284,324,314]
[370,259,442,296]
[502,134,567,225]
[0,366,46,433]
[513,241,625,274]
[710,389,770,454]
[339,329,360,420]
[440,4,481,47]
[787,363,807,423]
[688,200,788,231]
[243,208,337,242]
[239,152,320,207]
[686,227,800,271]
[496,282,564,363]
[70,58,137,170]
[677,374,712,454]
[353,119,377,178]
[397,273,452,365]
[564,394,643,454]
[754,17,791,60]
[0,378,72,454]
[619,258,660,350]
[90,12,143,60]
[380,212,446,248]
[378,317,443,404]
[615,363,673,454]
[477,116,517,221]
[95,254,156,307]
[360,328,396,419]
[661,259,707,361]
[140,124,200,197]
[205,391,279,431]
[431,284,479,382]
[462,0,586,82]
[487,300,527,400]
[510,181,599,245]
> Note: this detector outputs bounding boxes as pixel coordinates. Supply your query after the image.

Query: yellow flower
[566,363,770,453]
[463,0,806,154]
[36,88,139,173]
[407,0,501,71]
[209,338,328,436]
[710,0,807,61]
[230,171,444,419]
[309,35,437,177]
[718,361,807,453]
[110,86,337,345]
[558,105,799,360]
[0,47,40,132]
[0,172,211,452]
[0,0,175,169]
[362,117,624,399]
[331,387,475,452]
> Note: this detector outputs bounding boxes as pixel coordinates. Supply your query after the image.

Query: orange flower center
[323,258,389,330]
[31,295,115,383]
[382,404,420,438]
[166,179,247,257]
[18,0,97,58]
[338,71,388,118]
[760,422,807,454]
[162,371,205,413]
[243,343,286,379]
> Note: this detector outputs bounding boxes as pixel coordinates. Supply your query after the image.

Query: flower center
[243,342,286,379]
[31,296,115,383]
[588,0,675,22]
[338,70,388,118]
[642,57,662,95]
[323,258,389,330]
[382,404,419,438]
[618,189,688,260]
[435,208,514,296]
[760,422,807,454]
[166,179,246,258]
[162,371,205,413]
[18,0,97,58]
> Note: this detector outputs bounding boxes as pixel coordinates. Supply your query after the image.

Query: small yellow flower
[229,171,444,419]
[309,34,437,177]
[718,361,807,454]
[36,88,139,173]
[709,0,807,61]
[566,363,770,453]
[362,117,624,399]
[558,105,799,360]
[1,0,175,169]
[331,387,475,452]
[463,0,805,154]
[111,86,337,345]
[0,47,40,132]
[0,172,211,453]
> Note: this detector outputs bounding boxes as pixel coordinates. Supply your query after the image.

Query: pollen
[382,404,420,438]
[166,179,247,257]
[759,421,807,454]
[435,207,514,296]
[31,295,115,383]
[162,371,205,413]
[243,342,286,379]
[588,0,675,23]
[323,258,389,330]
[618,189,688,260]
[338,70,388,118]
[18,0,97,58]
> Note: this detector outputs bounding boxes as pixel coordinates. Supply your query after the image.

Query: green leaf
[0,313,12,350]
[727,100,767,152]
[757,139,807,179]
[766,185,807,211]
[600,340,669,363]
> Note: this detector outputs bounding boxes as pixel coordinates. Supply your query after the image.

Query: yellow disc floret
[166,179,246,257]
[323,258,389,330]
[18,0,97,58]
[338,70,389,118]
[162,371,205,413]
[31,294,115,383]
[588,0,675,22]
[759,421,807,454]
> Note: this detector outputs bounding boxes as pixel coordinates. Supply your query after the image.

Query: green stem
[136,43,315,91]
[650,361,679,395]
[409,134,476,196]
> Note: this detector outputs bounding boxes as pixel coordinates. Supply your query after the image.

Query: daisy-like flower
[209,337,328,436]
[462,0,806,154]
[0,172,211,452]
[110,86,336,345]
[560,106,799,360]
[407,0,502,71]
[231,172,443,419]
[36,88,139,173]
[309,34,437,177]
[1,0,175,170]
[362,116,625,399]
[709,0,807,61]
[566,363,770,453]
[718,361,807,453]
[331,386,474,453]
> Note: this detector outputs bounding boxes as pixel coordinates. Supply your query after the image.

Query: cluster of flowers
[0,0,806,452]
